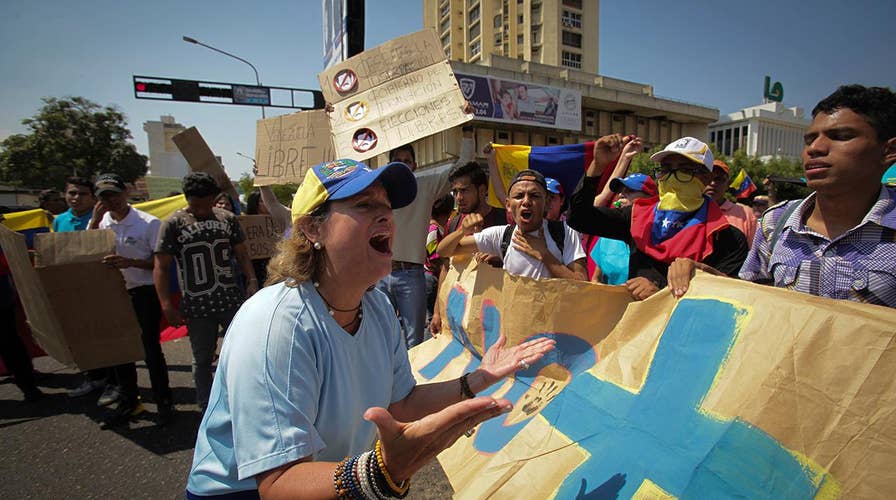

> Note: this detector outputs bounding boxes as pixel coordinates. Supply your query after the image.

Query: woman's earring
[313,241,322,250]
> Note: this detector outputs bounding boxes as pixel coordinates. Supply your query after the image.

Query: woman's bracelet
[459,372,476,399]
[332,443,410,499]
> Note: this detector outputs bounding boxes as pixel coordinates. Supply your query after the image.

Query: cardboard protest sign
[319,29,471,162]
[251,30,472,184]
[172,127,241,202]
[0,226,144,371]
[237,215,285,259]
[411,262,896,499]
[254,110,334,186]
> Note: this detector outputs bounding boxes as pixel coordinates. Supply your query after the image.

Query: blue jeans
[377,267,426,348]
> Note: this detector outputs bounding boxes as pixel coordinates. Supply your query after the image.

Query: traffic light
[133,75,323,111]
[133,76,226,102]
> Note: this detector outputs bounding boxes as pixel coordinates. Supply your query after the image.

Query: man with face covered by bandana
[568,135,748,300]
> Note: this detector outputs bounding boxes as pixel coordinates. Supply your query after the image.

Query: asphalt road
[0,336,454,499]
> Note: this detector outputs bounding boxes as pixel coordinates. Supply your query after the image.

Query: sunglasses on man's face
[653,168,702,182]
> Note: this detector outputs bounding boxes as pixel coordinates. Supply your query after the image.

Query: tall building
[709,102,810,160]
[383,0,717,170]
[143,115,190,178]
[425,0,599,74]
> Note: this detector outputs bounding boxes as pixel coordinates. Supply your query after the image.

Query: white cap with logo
[650,137,714,172]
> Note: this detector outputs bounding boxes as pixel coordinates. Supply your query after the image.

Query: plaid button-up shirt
[740,186,896,308]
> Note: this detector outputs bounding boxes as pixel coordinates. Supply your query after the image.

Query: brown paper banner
[410,263,896,499]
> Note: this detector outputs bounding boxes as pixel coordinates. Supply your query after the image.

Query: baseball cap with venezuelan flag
[290,159,417,222]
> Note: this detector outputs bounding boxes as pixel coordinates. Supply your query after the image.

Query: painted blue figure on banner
[418,287,833,498]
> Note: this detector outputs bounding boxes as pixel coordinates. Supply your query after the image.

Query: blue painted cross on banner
[418,287,832,498]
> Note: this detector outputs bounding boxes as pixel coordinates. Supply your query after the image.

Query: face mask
[657,175,706,212]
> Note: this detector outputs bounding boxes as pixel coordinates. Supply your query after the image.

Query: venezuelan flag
[0,209,51,249]
[133,194,187,220]
[489,142,596,207]
[729,169,757,199]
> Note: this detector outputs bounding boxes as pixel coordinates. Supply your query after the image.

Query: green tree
[0,97,147,189]
[237,172,297,207]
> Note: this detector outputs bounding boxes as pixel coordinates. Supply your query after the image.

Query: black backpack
[500,220,566,258]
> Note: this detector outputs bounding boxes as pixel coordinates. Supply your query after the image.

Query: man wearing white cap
[568,134,748,300]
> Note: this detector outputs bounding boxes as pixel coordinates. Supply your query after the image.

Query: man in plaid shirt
[669,85,896,308]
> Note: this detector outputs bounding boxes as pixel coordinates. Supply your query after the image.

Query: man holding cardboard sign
[90,173,175,427]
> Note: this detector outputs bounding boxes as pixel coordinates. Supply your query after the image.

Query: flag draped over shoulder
[489,142,596,207]
[0,209,51,248]
[729,169,757,199]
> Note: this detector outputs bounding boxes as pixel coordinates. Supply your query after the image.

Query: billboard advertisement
[456,72,582,131]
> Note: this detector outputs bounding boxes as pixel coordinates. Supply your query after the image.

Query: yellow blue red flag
[489,142,596,207]
[729,169,758,199]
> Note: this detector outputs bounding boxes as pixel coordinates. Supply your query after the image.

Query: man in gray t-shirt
[154,172,257,411]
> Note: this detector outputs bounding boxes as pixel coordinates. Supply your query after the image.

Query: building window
[494,14,502,27]
[444,45,451,58]
[561,51,582,69]
[469,22,480,41]
[440,17,450,34]
[469,4,480,23]
[440,2,450,19]
[531,26,540,44]
[517,34,523,44]
[562,30,582,48]
[548,136,559,145]
[495,34,502,46]
[518,14,524,24]
[562,10,582,29]
[562,0,582,9]
[471,40,481,57]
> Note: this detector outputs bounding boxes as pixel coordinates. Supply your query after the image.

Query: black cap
[508,169,547,192]
[94,173,126,195]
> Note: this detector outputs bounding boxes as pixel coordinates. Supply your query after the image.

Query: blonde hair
[265,205,330,286]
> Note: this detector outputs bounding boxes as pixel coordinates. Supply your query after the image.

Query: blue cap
[609,173,658,197]
[545,177,563,195]
[291,159,417,220]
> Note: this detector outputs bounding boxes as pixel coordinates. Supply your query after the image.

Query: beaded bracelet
[459,372,476,399]
[375,440,410,498]
[364,449,389,500]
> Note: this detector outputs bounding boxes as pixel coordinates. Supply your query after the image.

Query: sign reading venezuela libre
[410,262,896,499]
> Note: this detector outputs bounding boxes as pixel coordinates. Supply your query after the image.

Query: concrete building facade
[142,115,190,178]
[425,0,599,74]
[374,53,718,169]
[709,102,810,160]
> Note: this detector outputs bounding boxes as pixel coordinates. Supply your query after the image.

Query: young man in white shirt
[89,173,174,427]
[441,169,587,280]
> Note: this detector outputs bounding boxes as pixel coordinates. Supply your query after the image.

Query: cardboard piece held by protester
[411,262,896,499]
[237,215,286,259]
[254,110,334,186]
[172,126,241,202]
[319,29,472,162]
[0,226,144,371]
[251,29,472,187]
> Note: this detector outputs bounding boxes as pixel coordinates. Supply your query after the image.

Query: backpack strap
[500,224,516,258]
[769,201,801,255]
[547,220,566,254]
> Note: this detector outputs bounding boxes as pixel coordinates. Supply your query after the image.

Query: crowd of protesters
[0,84,894,497]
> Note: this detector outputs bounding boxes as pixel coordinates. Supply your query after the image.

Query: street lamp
[182,35,265,118]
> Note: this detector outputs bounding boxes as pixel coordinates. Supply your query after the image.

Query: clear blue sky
[1,0,893,182]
